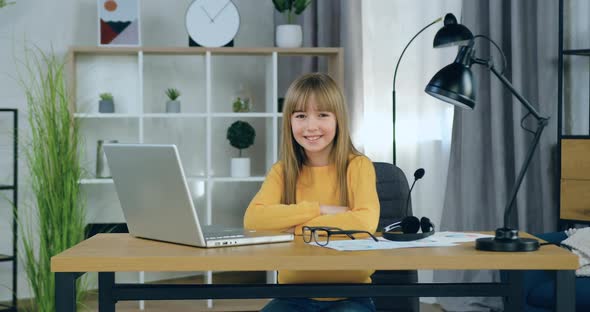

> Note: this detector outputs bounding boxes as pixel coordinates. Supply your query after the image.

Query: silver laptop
[103,143,294,248]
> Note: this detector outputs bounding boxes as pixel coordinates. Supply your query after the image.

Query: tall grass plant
[19,46,86,311]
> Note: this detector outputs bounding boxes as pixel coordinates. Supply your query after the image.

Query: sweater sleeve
[295,156,380,234]
[243,163,321,231]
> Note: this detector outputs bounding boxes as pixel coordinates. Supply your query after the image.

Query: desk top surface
[51,233,579,272]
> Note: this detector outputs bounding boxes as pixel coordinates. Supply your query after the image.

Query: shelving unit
[67,46,342,221]
[67,46,343,310]
[0,109,18,312]
[557,0,590,228]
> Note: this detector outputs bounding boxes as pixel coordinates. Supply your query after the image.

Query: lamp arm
[392,16,442,164]
[474,60,550,228]
[393,17,443,91]
[476,59,548,121]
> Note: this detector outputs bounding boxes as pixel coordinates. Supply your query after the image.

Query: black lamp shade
[433,13,474,48]
[425,62,475,110]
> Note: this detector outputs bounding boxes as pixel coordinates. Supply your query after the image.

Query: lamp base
[475,228,539,252]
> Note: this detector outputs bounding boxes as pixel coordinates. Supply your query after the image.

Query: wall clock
[185,0,240,47]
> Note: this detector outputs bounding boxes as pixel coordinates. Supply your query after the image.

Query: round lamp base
[475,237,539,252]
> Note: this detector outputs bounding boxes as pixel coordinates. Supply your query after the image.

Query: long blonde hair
[281,73,361,206]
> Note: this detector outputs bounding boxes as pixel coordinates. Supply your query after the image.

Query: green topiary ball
[226,120,256,154]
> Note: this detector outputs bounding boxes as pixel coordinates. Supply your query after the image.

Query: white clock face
[185,0,240,47]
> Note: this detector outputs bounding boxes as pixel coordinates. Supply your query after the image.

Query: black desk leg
[502,270,524,312]
[99,272,116,312]
[555,270,575,312]
[55,272,81,312]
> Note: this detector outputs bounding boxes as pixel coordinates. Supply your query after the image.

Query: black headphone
[382,216,435,241]
[381,168,436,241]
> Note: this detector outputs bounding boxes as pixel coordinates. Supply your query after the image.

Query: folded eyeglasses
[302,226,379,246]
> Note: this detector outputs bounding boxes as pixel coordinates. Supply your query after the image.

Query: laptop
[103,143,294,248]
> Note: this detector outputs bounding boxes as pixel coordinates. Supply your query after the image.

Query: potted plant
[232,97,250,112]
[165,88,181,113]
[99,92,114,113]
[272,0,312,48]
[19,47,87,311]
[226,120,256,177]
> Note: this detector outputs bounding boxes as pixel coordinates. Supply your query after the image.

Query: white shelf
[143,113,208,118]
[75,113,139,118]
[210,113,281,118]
[75,113,281,119]
[210,176,266,182]
[80,176,207,184]
[79,178,113,184]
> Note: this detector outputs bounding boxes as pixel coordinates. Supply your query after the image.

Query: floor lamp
[425,37,549,252]
[392,13,472,164]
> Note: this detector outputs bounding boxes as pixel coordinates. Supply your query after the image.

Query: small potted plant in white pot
[99,92,114,113]
[273,0,312,48]
[227,120,256,177]
[165,88,181,113]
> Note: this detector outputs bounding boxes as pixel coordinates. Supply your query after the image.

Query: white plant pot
[166,100,180,113]
[276,24,303,48]
[231,158,250,177]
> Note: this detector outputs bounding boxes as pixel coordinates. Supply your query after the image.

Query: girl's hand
[319,205,349,215]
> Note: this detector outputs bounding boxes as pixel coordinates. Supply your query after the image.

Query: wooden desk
[51,233,578,312]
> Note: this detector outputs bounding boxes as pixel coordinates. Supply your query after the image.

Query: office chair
[372,162,419,312]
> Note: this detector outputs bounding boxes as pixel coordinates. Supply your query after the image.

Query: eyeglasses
[302,226,379,246]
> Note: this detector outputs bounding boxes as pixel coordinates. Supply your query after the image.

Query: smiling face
[290,94,337,166]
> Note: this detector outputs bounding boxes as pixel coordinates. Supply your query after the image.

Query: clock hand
[211,0,232,22]
[200,5,215,23]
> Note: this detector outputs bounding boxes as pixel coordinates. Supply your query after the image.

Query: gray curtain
[274,0,364,135]
[436,0,558,311]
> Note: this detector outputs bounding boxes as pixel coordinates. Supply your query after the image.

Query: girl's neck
[305,152,331,167]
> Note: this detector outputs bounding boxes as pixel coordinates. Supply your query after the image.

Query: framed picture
[98,0,141,46]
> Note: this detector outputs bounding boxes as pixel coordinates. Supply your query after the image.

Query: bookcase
[557,0,590,228]
[0,109,17,312]
[67,46,343,310]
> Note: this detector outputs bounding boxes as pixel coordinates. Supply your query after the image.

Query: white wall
[0,0,274,301]
[361,0,462,304]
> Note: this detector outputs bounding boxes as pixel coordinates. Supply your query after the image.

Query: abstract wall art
[98,0,141,46]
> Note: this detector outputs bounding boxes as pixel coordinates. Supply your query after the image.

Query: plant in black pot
[226,120,256,177]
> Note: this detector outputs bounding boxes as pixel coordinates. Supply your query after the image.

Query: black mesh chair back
[372,162,419,312]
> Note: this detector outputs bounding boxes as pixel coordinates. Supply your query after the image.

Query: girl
[244,73,380,312]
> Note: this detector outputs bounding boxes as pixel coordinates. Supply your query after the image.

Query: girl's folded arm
[243,164,320,231]
[296,157,380,234]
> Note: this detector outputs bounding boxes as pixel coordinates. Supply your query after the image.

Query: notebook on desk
[103,143,294,248]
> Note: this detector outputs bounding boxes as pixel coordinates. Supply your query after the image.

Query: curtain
[274,0,364,134]
[435,0,559,311]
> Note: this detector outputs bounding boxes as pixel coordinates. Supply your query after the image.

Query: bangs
[290,85,337,113]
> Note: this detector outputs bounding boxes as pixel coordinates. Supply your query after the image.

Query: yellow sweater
[244,155,380,285]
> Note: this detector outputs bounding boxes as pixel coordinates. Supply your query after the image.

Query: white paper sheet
[308,232,494,251]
